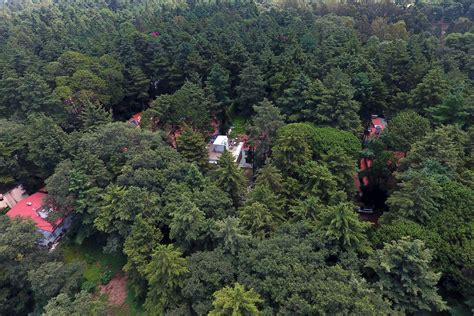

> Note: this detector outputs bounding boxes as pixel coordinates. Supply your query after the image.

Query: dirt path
[99,273,128,307]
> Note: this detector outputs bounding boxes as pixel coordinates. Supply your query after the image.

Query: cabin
[208,135,244,165]
[6,192,73,247]
[128,112,142,128]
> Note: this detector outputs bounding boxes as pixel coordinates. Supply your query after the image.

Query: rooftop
[208,135,244,164]
[6,192,63,232]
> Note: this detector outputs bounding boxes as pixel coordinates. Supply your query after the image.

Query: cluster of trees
[0,0,472,314]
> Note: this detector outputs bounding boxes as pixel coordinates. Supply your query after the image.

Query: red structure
[6,192,60,232]
[6,192,73,246]
[128,112,142,128]
[357,115,388,191]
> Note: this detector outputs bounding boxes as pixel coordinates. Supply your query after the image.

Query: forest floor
[100,273,128,306]
[62,239,126,284]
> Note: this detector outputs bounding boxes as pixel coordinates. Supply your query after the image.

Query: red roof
[6,193,62,232]
[368,116,387,138]
[128,112,142,128]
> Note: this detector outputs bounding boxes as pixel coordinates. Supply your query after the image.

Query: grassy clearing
[229,116,248,137]
[61,237,126,284]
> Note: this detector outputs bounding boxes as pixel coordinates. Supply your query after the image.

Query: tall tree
[206,63,231,129]
[235,62,265,116]
[410,67,449,114]
[209,283,263,316]
[386,170,443,224]
[176,126,208,171]
[214,217,248,255]
[78,99,112,131]
[24,114,68,180]
[212,150,247,207]
[272,123,314,176]
[169,197,207,251]
[248,99,286,167]
[428,91,473,128]
[366,238,447,313]
[143,244,188,313]
[318,202,370,252]
[315,69,361,134]
[381,110,431,153]
[0,217,42,315]
[43,291,108,316]
[277,73,311,121]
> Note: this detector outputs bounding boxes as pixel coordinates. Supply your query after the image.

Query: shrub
[81,280,96,293]
[100,270,113,285]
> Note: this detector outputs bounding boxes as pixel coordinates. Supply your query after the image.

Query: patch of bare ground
[99,273,128,307]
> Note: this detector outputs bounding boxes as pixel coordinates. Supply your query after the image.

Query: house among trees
[128,112,142,128]
[6,192,73,247]
[208,135,244,164]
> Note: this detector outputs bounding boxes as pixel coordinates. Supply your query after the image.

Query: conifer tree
[176,126,209,171]
[366,238,447,313]
[144,244,188,313]
[209,283,263,316]
[78,99,112,131]
[213,150,247,207]
[236,62,265,116]
[318,202,370,252]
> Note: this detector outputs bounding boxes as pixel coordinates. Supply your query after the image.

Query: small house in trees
[128,112,142,128]
[6,192,73,247]
[208,135,244,165]
[363,114,387,144]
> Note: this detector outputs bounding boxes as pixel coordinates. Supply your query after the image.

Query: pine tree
[316,69,362,134]
[366,238,447,313]
[428,92,473,128]
[235,62,265,116]
[318,202,370,252]
[169,197,206,251]
[176,126,209,171]
[144,244,188,313]
[248,99,286,167]
[213,150,247,207]
[277,73,311,121]
[209,283,263,316]
[206,63,231,107]
[78,99,112,131]
[386,170,443,224]
[410,67,449,114]
[215,217,248,255]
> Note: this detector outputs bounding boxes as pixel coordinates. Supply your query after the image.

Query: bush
[100,270,113,285]
[81,280,96,293]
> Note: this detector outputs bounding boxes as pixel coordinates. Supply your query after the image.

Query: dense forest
[0,0,473,315]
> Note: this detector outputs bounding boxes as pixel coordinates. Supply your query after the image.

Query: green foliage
[176,127,209,171]
[43,291,108,316]
[100,270,113,285]
[0,1,473,314]
[212,150,247,207]
[236,62,265,116]
[386,170,443,224]
[381,110,431,153]
[0,217,43,315]
[146,81,212,131]
[318,202,371,252]
[182,250,236,315]
[78,99,113,131]
[366,238,447,313]
[143,244,188,313]
[209,283,263,316]
[248,99,286,166]
[81,281,97,293]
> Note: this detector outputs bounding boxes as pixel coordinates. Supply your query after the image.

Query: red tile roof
[6,192,62,232]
